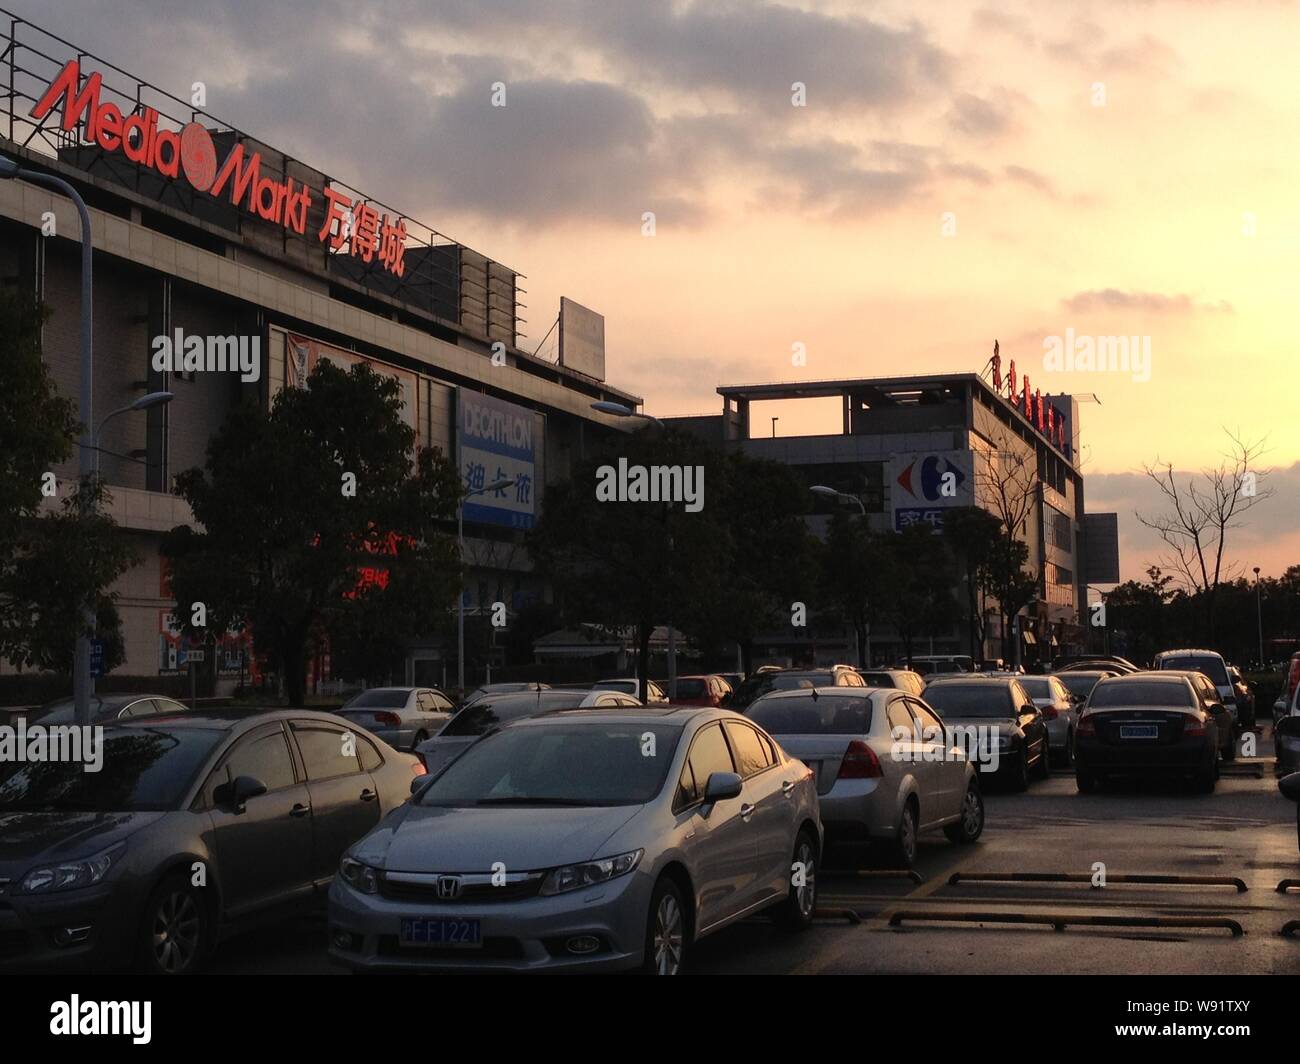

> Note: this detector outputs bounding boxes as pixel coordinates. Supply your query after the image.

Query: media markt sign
[30,60,409,275]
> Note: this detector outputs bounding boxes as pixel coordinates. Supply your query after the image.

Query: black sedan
[0,710,421,974]
[920,676,1051,790]
[1074,674,1220,793]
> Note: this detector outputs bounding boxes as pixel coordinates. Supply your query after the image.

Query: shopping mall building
[668,371,1121,668]
[0,15,639,691]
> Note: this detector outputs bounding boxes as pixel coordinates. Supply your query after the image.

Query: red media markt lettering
[30,59,407,275]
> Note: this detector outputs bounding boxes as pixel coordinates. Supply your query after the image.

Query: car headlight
[19,842,124,895]
[339,857,380,894]
[540,850,643,896]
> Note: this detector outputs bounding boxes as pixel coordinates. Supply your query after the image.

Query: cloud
[947,91,1016,138]
[1062,289,1234,314]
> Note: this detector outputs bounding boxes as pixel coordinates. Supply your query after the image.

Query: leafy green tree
[883,524,960,667]
[817,511,895,666]
[529,428,727,700]
[0,292,133,676]
[942,506,1004,660]
[163,360,462,705]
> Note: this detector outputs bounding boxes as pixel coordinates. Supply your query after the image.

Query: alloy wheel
[653,893,684,975]
[794,838,817,917]
[961,788,983,837]
[151,890,201,973]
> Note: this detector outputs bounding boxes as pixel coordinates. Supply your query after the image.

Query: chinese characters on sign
[456,389,540,530]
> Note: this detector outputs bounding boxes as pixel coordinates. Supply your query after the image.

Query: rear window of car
[747,695,872,735]
[346,690,408,708]
[1090,681,1195,709]
[675,679,707,698]
[1158,656,1229,686]
[440,699,549,737]
[857,672,897,688]
[770,672,835,691]
[922,684,1014,718]
[1019,678,1052,698]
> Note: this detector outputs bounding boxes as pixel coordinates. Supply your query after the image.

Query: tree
[882,524,960,667]
[942,506,1004,660]
[163,360,462,705]
[817,511,894,667]
[682,451,816,674]
[0,291,134,676]
[1103,566,1176,665]
[1137,430,1273,641]
[529,428,727,700]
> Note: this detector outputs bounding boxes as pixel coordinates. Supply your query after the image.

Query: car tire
[137,872,211,975]
[889,800,919,868]
[1222,737,1236,762]
[944,781,984,844]
[1076,771,1097,794]
[1010,749,1029,792]
[775,829,819,930]
[411,730,429,750]
[641,877,687,975]
[1057,732,1075,769]
[1195,759,1217,794]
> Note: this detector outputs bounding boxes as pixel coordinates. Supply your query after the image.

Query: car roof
[1154,649,1224,659]
[110,707,352,732]
[510,705,713,727]
[1097,672,1189,683]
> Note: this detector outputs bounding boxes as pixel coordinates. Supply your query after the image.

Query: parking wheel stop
[1276,879,1300,894]
[812,907,863,925]
[849,869,924,884]
[947,871,1248,892]
[1282,921,1300,938]
[888,910,1245,936]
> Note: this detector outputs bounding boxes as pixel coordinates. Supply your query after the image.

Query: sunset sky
[29,0,1300,580]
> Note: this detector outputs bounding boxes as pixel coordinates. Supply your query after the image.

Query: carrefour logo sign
[890,451,972,532]
[895,454,967,502]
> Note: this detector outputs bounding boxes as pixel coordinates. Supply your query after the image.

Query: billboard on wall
[558,297,606,381]
[889,450,974,531]
[284,332,420,444]
[457,389,539,529]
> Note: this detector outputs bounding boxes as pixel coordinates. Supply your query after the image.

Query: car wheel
[1057,732,1075,769]
[944,781,984,844]
[1195,759,1217,794]
[1221,736,1236,762]
[1010,749,1029,792]
[642,878,687,975]
[889,800,919,868]
[1076,771,1097,794]
[411,731,429,750]
[775,830,819,930]
[138,873,209,975]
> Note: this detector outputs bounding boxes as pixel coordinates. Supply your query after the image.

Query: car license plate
[1119,724,1159,740]
[400,918,481,948]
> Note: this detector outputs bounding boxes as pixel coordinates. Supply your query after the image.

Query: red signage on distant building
[31,59,407,276]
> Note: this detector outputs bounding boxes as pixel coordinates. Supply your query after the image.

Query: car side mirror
[214,774,266,813]
[703,771,743,808]
[410,773,431,795]
[1022,704,1040,718]
[1279,772,1300,802]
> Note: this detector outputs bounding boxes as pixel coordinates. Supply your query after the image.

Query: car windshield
[346,690,408,708]
[1091,681,1195,709]
[923,684,1014,718]
[748,696,872,735]
[675,679,707,698]
[0,728,224,812]
[1159,656,1229,686]
[439,698,550,737]
[1058,674,1106,699]
[419,724,683,807]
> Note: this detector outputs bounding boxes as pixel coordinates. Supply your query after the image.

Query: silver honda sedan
[328,707,822,974]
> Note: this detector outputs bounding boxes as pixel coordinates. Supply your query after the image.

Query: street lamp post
[94,392,174,476]
[458,478,516,692]
[1254,567,1264,668]
[1,155,96,726]
[810,484,866,516]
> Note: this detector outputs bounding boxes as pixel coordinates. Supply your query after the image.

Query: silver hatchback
[329,707,821,973]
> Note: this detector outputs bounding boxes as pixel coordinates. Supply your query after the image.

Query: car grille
[379,870,545,903]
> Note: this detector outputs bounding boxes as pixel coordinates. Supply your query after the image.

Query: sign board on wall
[558,297,605,381]
[889,450,974,531]
[284,332,420,445]
[457,389,539,529]
[1082,512,1121,584]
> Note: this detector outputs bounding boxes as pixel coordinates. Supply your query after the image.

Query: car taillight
[1184,718,1207,736]
[1076,715,1096,737]
[411,758,426,775]
[838,740,883,779]
[374,711,401,726]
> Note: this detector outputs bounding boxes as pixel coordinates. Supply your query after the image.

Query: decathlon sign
[30,60,408,275]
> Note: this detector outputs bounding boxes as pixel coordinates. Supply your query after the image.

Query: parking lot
[203,728,1300,977]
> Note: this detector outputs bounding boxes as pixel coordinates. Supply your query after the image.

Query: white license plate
[1119,724,1159,740]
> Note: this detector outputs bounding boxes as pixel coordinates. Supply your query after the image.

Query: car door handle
[289,803,309,818]
[359,788,377,802]
[782,780,795,797]
[740,803,755,822]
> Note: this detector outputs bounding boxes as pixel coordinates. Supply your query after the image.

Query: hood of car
[0,810,163,871]
[366,802,643,873]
